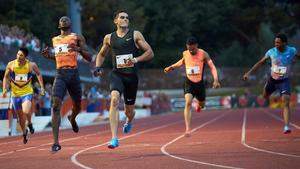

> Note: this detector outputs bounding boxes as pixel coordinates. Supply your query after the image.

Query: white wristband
[133,57,138,63]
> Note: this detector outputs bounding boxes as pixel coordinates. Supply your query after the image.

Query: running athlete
[243,33,300,134]
[41,16,92,152]
[2,47,45,144]
[164,37,221,137]
[94,10,154,149]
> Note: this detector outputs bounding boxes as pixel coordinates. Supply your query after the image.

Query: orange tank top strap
[52,33,78,69]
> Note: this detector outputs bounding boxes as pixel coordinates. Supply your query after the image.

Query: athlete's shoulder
[287,46,297,52]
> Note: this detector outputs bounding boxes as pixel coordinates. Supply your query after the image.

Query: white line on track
[0,130,106,157]
[260,108,300,130]
[241,109,300,158]
[71,118,187,169]
[161,111,244,169]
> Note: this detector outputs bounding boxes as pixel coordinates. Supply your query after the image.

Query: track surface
[0,107,300,169]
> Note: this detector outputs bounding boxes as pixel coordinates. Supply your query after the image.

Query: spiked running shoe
[283,125,291,134]
[107,138,119,149]
[123,122,132,134]
[23,129,28,144]
[68,115,79,133]
[51,143,61,152]
[28,123,35,134]
[196,104,202,113]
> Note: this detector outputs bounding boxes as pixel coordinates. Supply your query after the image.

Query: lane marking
[71,118,187,169]
[241,109,300,158]
[261,108,300,130]
[161,111,244,169]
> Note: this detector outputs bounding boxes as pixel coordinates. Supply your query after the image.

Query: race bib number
[186,66,200,75]
[116,54,134,68]
[272,66,287,75]
[15,73,27,82]
[54,44,68,55]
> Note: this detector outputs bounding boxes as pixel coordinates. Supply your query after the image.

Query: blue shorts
[12,94,33,110]
[264,77,290,96]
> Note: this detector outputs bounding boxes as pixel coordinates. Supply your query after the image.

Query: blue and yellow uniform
[264,46,297,95]
[10,59,33,110]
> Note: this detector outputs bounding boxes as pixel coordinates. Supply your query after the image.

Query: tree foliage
[1,0,299,68]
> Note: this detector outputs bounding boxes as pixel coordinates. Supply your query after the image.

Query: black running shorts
[52,69,82,102]
[110,71,138,105]
[184,78,206,102]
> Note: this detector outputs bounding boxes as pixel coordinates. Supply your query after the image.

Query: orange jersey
[172,49,205,83]
[52,33,78,69]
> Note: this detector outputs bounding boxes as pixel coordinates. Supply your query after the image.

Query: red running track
[0,107,300,169]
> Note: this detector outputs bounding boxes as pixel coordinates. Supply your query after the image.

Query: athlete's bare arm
[243,56,268,80]
[76,35,92,62]
[204,51,221,88]
[133,31,154,62]
[164,57,184,73]
[96,34,111,67]
[2,62,12,97]
[41,39,56,60]
[31,62,45,96]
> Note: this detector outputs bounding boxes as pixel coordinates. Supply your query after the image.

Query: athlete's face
[58,16,71,31]
[115,12,129,28]
[186,44,198,55]
[275,38,286,51]
[16,50,26,63]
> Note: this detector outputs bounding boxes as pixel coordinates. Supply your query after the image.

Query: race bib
[272,66,287,75]
[15,73,27,82]
[186,66,200,75]
[54,44,68,55]
[116,54,134,68]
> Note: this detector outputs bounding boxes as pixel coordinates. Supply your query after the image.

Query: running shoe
[51,143,61,152]
[68,115,79,133]
[28,123,35,134]
[123,121,132,134]
[107,138,119,149]
[23,129,28,144]
[196,104,202,113]
[283,125,291,134]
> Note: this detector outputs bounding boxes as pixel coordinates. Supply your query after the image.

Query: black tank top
[110,29,139,74]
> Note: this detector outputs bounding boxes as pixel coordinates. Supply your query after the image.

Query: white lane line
[0,116,171,157]
[0,131,107,157]
[261,108,300,130]
[241,109,300,158]
[71,119,186,169]
[161,111,244,169]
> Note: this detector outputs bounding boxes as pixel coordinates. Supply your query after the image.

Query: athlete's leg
[67,100,81,133]
[110,90,121,139]
[124,104,135,123]
[51,96,62,145]
[22,99,34,134]
[282,94,290,127]
[184,93,193,136]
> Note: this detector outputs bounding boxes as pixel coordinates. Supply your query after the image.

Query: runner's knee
[52,97,62,114]
[110,96,119,108]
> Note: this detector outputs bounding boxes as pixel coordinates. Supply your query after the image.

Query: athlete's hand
[40,88,45,96]
[93,67,103,77]
[212,80,221,89]
[41,46,50,58]
[243,72,250,81]
[2,89,7,98]
[68,44,81,53]
[164,66,174,73]
[127,58,138,65]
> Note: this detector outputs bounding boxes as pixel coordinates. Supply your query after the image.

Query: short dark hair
[276,33,287,43]
[113,10,129,19]
[19,47,29,56]
[186,36,198,45]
